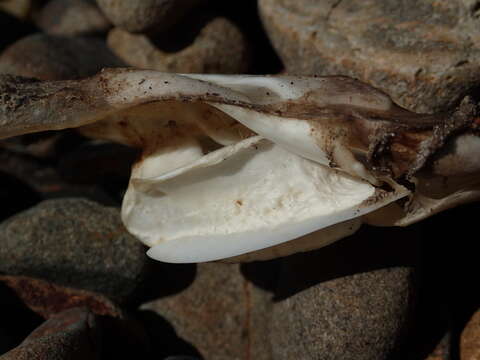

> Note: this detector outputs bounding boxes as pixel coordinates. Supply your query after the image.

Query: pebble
[96,0,201,33]
[0,33,124,80]
[259,0,480,112]
[108,16,250,73]
[0,198,152,305]
[0,0,32,20]
[0,307,102,360]
[461,308,480,359]
[270,225,420,360]
[142,262,275,360]
[36,0,111,37]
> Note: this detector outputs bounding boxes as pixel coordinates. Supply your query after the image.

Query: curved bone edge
[221,218,362,263]
[2,69,475,180]
[130,137,408,263]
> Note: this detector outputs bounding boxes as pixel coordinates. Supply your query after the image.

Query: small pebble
[0,33,124,80]
[96,0,201,33]
[108,16,250,73]
[0,198,152,305]
[36,0,111,37]
[0,307,101,360]
[270,226,420,360]
[461,308,480,360]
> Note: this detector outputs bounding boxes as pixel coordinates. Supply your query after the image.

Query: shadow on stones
[0,282,44,355]
[134,262,197,306]
[136,309,204,359]
[246,225,421,301]
[416,202,480,360]
[149,0,283,74]
[0,170,42,222]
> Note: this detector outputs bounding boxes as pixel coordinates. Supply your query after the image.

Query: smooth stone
[259,0,480,112]
[36,0,111,36]
[96,0,201,33]
[142,262,275,360]
[425,332,451,360]
[108,16,250,73]
[270,226,420,360]
[0,33,124,80]
[0,0,32,20]
[0,198,151,305]
[0,307,101,360]
[461,308,480,359]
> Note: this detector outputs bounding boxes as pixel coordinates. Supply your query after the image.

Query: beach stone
[0,0,32,20]
[461,308,480,360]
[0,33,124,80]
[108,16,250,73]
[142,262,275,360]
[270,226,420,360]
[36,0,111,36]
[0,307,101,360]
[96,0,201,33]
[259,0,480,113]
[0,198,151,305]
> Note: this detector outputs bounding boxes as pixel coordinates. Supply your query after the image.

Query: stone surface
[0,307,101,360]
[0,275,123,318]
[259,0,480,113]
[36,0,111,36]
[425,332,451,360]
[142,262,275,360]
[0,198,151,305]
[96,0,201,33]
[270,225,420,360]
[108,16,250,73]
[461,308,480,360]
[0,33,124,80]
[0,0,32,20]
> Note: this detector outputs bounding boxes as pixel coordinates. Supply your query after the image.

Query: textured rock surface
[270,226,420,360]
[96,0,201,33]
[0,307,101,360]
[461,308,480,360]
[142,262,274,360]
[259,0,480,113]
[0,33,124,80]
[108,16,250,73]
[36,0,111,36]
[0,198,151,305]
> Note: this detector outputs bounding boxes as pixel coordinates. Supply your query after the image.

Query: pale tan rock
[108,17,250,73]
[96,0,201,33]
[36,0,111,37]
[461,308,480,360]
[259,0,480,113]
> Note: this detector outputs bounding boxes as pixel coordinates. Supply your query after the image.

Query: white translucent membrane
[122,136,407,263]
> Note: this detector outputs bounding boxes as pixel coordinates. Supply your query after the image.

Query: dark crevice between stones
[136,310,204,359]
[0,282,44,355]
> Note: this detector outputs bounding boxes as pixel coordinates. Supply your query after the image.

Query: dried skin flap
[0,69,479,262]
